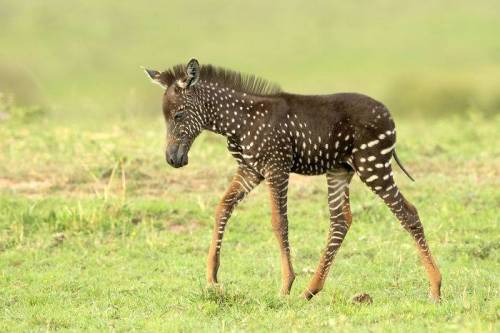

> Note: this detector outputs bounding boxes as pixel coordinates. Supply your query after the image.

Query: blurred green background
[1,0,499,120]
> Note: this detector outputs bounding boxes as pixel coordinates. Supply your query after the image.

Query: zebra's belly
[290,159,337,175]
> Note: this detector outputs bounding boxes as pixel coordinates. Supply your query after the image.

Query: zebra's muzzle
[166,142,189,168]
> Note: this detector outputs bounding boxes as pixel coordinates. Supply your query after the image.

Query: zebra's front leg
[266,172,295,295]
[207,167,263,285]
[304,169,354,299]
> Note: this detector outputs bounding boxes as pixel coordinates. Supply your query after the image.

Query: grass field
[0,106,498,331]
[1,1,499,331]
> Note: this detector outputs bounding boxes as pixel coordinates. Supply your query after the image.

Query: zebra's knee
[343,204,353,226]
[402,197,418,216]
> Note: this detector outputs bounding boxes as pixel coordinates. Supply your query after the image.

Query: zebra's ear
[178,58,200,89]
[142,67,167,89]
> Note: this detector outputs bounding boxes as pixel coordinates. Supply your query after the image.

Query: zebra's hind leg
[357,165,442,302]
[303,168,354,300]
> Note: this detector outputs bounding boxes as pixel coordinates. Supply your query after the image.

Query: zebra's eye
[174,111,185,121]
[173,105,186,121]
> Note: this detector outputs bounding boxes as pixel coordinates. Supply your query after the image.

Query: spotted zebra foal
[144,58,442,301]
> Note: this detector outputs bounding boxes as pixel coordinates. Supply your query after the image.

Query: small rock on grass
[52,232,65,246]
[351,293,373,305]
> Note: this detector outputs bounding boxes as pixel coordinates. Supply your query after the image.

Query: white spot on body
[381,143,396,155]
[366,175,379,183]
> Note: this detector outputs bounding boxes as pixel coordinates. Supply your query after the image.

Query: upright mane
[161,64,282,96]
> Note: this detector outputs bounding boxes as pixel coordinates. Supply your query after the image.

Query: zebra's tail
[393,150,415,182]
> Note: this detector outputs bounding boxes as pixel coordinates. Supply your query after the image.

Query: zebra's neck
[199,82,277,142]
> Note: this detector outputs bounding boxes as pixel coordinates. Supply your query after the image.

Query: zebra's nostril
[166,143,181,166]
[166,152,175,166]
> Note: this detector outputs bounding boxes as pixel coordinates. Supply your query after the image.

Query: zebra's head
[144,58,207,168]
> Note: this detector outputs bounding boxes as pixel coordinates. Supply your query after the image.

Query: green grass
[0,111,498,332]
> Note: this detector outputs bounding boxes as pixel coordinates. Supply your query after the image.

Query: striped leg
[343,187,353,227]
[266,172,295,295]
[358,166,442,301]
[304,169,354,299]
[207,166,263,284]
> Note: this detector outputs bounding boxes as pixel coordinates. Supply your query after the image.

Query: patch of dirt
[0,165,229,198]
[0,177,54,192]
[167,220,201,234]
[410,159,500,183]
[0,157,497,198]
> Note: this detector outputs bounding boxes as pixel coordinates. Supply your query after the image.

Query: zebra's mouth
[166,142,189,168]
